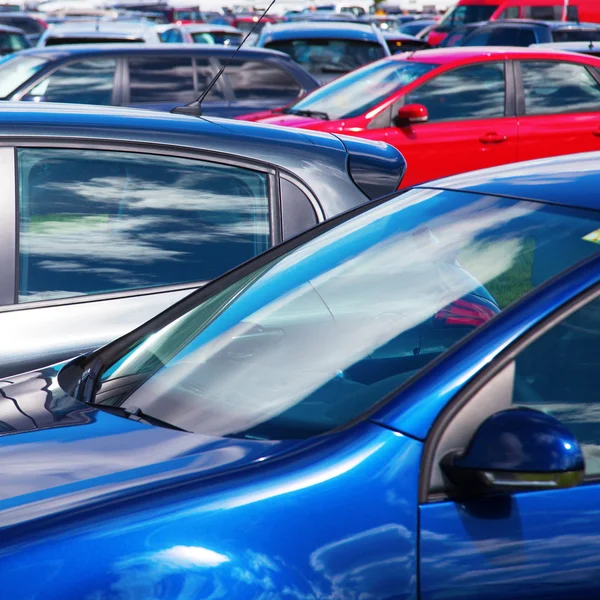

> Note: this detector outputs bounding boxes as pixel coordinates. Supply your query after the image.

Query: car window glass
[196,58,224,99]
[436,4,498,32]
[27,58,116,105]
[512,295,600,477]
[17,148,270,302]
[523,5,561,20]
[552,28,600,43]
[521,61,600,115]
[225,59,300,99]
[0,54,48,98]
[405,62,505,122]
[498,7,519,18]
[0,32,28,52]
[129,56,195,103]
[1,16,42,34]
[96,190,600,440]
[264,40,387,77]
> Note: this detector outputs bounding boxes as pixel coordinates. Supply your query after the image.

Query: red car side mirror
[396,103,429,126]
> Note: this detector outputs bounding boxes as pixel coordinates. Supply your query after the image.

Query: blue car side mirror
[442,408,585,494]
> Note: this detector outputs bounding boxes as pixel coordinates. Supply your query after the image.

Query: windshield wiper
[88,403,190,433]
[281,108,330,120]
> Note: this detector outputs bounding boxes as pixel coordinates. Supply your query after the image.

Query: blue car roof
[260,21,381,41]
[419,152,600,212]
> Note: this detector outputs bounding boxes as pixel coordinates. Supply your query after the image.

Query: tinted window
[27,58,116,105]
[45,36,145,45]
[0,32,28,53]
[264,39,386,77]
[552,28,600,43]
[437,4,498,32]
[463,26,537,47]
[521,61,600,115]
[196,58,224,99]
[513,296,600,476]
[17,149,270,302]
[405,62,505,122]
[280,179,318,239]
[523,5,561,20]
[567,6,579,21]
[159,28,184,42]
[191,31,242,45]
[129,56,195,103]
[225,59,300,99]
[498,6,519,18]
[95,189,600,440]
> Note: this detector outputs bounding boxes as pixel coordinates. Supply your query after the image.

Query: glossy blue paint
[0,367,422,599]
[420,485,600,599]
[453,408,585,472]
[372,253,600,439]
[424,152,600,211]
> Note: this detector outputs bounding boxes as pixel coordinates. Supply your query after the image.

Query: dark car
[443,19,600,47]
[256,21,390,83]
[0,11,46,44]
[0,44,320,117]
[0,23,29,55]
[0,102,404,377]
[396,18,437,37]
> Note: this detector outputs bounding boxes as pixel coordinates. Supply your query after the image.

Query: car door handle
[479,132,508,144]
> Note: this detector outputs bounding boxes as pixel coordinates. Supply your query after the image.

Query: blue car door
[418,281,600,599]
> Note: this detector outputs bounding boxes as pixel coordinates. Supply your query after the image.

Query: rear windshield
[264,39,386,76]
[173,9,202,20]
[192,31,242,45]
[0,53,47,98]
[44,36,145,45]
[552,29,600,43]
[94,187,600,439]
[437,4,498,33]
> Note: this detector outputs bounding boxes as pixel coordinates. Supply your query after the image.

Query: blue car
[4,153,600,598]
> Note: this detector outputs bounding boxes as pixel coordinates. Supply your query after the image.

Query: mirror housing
[396,103,428,126]
[442,408,584,494]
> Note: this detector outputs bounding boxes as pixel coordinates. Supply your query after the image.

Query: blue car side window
[17,148,271,303]
[513,296,600,476]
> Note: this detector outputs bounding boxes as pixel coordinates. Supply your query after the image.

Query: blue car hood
[0,366,297,529]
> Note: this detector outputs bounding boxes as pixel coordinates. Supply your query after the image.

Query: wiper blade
[281,108,330,120]
[89,403,190,433]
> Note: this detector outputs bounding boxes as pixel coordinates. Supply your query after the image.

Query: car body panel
[0,367,422,600]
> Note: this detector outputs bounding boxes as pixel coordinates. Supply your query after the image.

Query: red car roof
[391,46,600,65]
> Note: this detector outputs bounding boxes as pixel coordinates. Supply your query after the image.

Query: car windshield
[94,187,600,440]
[397,20,435,36]
[264,39,387,76]
[437,4,498,33]
[288,59,437,119]
[192,31,242,45]
[552,29,600,42]
[0,53,47,98]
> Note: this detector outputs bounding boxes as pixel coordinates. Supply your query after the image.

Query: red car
[239,47,600,187]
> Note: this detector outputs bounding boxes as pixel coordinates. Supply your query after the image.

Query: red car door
[516,59,600,163]
[376,61,518,187]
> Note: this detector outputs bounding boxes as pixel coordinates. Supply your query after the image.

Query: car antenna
[171,0,276,117]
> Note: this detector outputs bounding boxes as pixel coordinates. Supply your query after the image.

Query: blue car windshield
[289,59,438,119]
[96,187,600,439]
